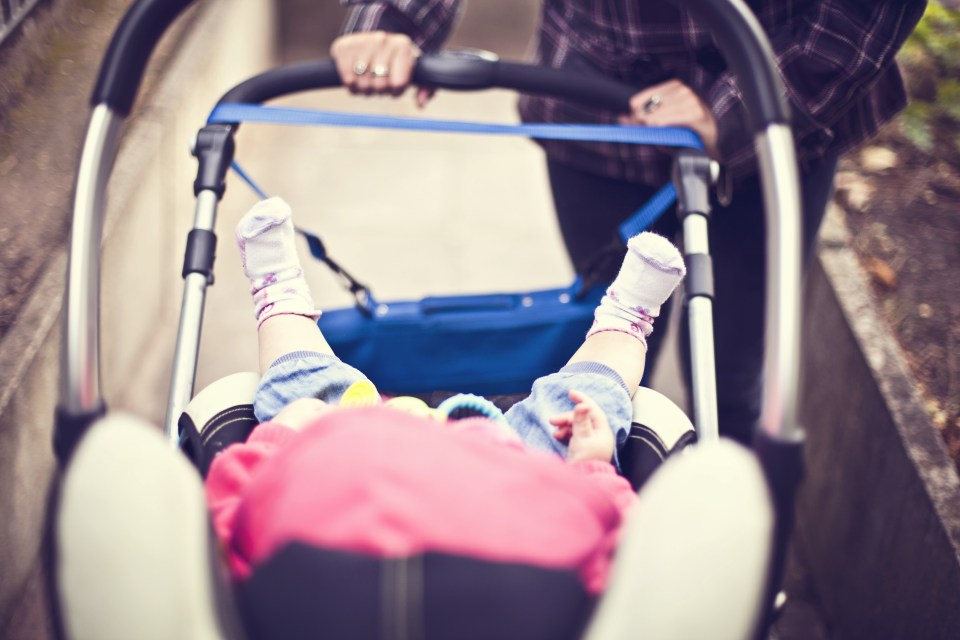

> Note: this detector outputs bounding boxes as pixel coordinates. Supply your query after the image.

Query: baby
[234,197,684,467]
[205,196,685,601]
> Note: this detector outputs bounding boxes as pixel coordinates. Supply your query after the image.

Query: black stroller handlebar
[90,0,194,115]
[92,0,788,133]
[217,56,637,113]
[671,0,791,129]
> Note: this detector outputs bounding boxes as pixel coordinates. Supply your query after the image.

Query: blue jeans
[254,352,633,468]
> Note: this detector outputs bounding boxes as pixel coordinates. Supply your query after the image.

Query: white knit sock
[587,232,686,344]
[235,197,319,327]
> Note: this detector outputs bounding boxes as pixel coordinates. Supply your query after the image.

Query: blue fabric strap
[209,103,704,150]
[213,102,703,250]
[618,182,678,243]
[229,160,269,200]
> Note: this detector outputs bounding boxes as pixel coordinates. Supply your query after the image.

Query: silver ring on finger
[353,61,369,76]
[370,63,390,78]
[642,94,663,114]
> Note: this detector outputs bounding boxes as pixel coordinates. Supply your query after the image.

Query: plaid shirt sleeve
[710,0,927,179]
[340,0,462,52]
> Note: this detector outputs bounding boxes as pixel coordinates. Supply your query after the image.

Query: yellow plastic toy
[339,380,382,408]
[340,380,445,421]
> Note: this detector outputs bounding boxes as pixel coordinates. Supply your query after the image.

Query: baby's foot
[236,197,300,288]
[588,232,686,342]
[235,197,318,326]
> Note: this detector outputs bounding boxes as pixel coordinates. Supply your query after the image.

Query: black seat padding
[238,543,595,640]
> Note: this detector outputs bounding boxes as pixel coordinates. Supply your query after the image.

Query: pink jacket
[206,406,637,594]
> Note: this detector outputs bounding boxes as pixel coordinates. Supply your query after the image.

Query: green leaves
[899,104,933,152]
[897,1,960,156]
[903,2,960,64]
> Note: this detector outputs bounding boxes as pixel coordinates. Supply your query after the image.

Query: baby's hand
[549,390,615,463]
[273,397,334,432]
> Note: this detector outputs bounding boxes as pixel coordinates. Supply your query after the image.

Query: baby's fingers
[567,389,600,410]
[571,403,597,436]
[572,402,593,420]
[549,411,574,426]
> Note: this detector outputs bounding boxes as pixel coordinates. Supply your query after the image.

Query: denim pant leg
[254,350,370,423]
[505,361,633,470]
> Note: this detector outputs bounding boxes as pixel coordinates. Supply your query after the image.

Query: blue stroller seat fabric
[317,285,605,395]
[218,104,697,397]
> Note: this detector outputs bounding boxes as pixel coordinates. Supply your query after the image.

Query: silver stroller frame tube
[60,105,122,417]
[677,126,804,446]
[757,126,803,441]
[666,1,804,636]
[57,103,225,445]
[672,150,720,443]
[164,190,220,439]
[683,214,719,442]
[55,0,197,461]
[59,108,227,449]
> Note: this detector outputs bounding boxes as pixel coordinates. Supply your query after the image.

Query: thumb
[415,87,435,109]
[571,403,594,435]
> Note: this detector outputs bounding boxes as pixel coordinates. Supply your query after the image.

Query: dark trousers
[547,157,838,444]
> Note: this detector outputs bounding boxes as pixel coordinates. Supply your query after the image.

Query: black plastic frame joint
[753,427,806,636]
[672,150,713,221]
[684,252,714,301]
[54,404,107,466]
[183,229,217,281]
[192,123,236,198]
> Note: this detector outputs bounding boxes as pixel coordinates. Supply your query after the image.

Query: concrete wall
[0,0,275,635]
[798,207,960,639]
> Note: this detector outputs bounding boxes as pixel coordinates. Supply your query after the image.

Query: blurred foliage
[897,1,960,155]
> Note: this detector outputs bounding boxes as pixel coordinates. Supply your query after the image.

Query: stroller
[48,0,807,638]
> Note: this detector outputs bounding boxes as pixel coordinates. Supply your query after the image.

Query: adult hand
[330,32,434,107]
[620,79,720,160]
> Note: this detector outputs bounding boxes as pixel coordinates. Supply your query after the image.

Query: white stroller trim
[54,414,237,640]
